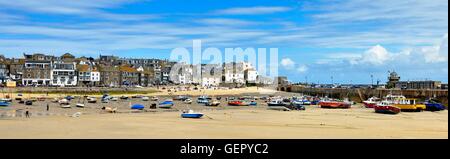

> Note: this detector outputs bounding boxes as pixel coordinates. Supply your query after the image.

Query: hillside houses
[0,53,270,87]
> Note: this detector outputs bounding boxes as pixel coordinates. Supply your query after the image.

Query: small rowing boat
[159,100,174,108]
[181,110,203,118]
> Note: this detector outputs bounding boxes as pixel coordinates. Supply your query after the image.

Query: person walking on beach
[46,104,49,111]
[25,110,30,118]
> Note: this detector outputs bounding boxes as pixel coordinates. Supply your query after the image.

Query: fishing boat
[374,101,401,114]
[249,101,257,106]
[158,100,174,108]
[0,101,10,107]
[120,95,129,100]
[363,97,380,108]
[267,99,287,106]
[392,98,426,112]
[424,100,446,111]
[319,99,351,108]
[181,110,203,118]
[228,100,249,106]
[142,96,150,101]
[205,100,220,106]
[131,104,145,110]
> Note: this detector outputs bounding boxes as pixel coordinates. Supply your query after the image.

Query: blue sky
[0,0,448,84]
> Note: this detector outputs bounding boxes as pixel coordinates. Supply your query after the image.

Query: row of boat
[363,94,446,114]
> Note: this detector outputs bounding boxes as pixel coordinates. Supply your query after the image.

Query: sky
[0,0,448,84]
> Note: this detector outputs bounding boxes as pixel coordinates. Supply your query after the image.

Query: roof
[119,65,138,73]
[77,64,90,72]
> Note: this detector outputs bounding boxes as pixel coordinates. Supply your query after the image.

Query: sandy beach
[0,87,447,139]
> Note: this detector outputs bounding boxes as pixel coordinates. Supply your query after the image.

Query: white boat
[183,98,193,104]
[268,106,291,111]
[58,99,69,105]
[76,103,85,108]
[142,96,150,101]
[150,96,158,101]
[87,97,97,103]
[61,104,71,108]
[110,97,119,101]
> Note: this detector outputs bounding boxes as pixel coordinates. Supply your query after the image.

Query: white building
[51,61,77,87]
[245,68,258,83]
[201,64,222,87]
[223,62,245,84]
[77,63,100,86]
[170,63,193,85]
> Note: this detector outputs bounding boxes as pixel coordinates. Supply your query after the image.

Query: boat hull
[181,113,203,118]
[393,104,426,111]
[363,102,377,108]
[425,103,446,111]
[319,101,351,108]
[374,105,400,114]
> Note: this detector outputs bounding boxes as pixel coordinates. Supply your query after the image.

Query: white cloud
[280,58,295,69]
[359,45,391,65]
[297,65,308,73]
[214,6,291,15]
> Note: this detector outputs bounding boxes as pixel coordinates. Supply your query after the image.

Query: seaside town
[0,53,447,139]
[0,53,268,87]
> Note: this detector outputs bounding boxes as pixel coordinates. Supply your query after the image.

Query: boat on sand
[181,110,203,118]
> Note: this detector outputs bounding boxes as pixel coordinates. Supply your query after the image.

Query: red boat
[374,101,400,114]
[228,100,249,106]
[319,100,351,108]
[363,97,380,108]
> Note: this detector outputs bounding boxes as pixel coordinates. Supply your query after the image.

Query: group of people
[23,104,50,118]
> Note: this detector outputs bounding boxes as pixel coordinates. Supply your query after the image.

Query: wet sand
[0,87,447,139]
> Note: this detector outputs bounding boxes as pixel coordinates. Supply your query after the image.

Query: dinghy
[87,97,97,103]
[131,104,145,110]
[159,100,174,108]
[76,103,85,108]
[183,98,193,104]
[61,103,71,108]
[142,96,150,101]
[0,101,10,107]
[268,106,291,111]
[181,110,204,118]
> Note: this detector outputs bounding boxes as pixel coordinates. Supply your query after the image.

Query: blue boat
[159,100,174,108]
[181,110,204,118]
[0,101,10,107]
[131,104,145,110]
[249,101,257,106]
[424,100,446,111]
